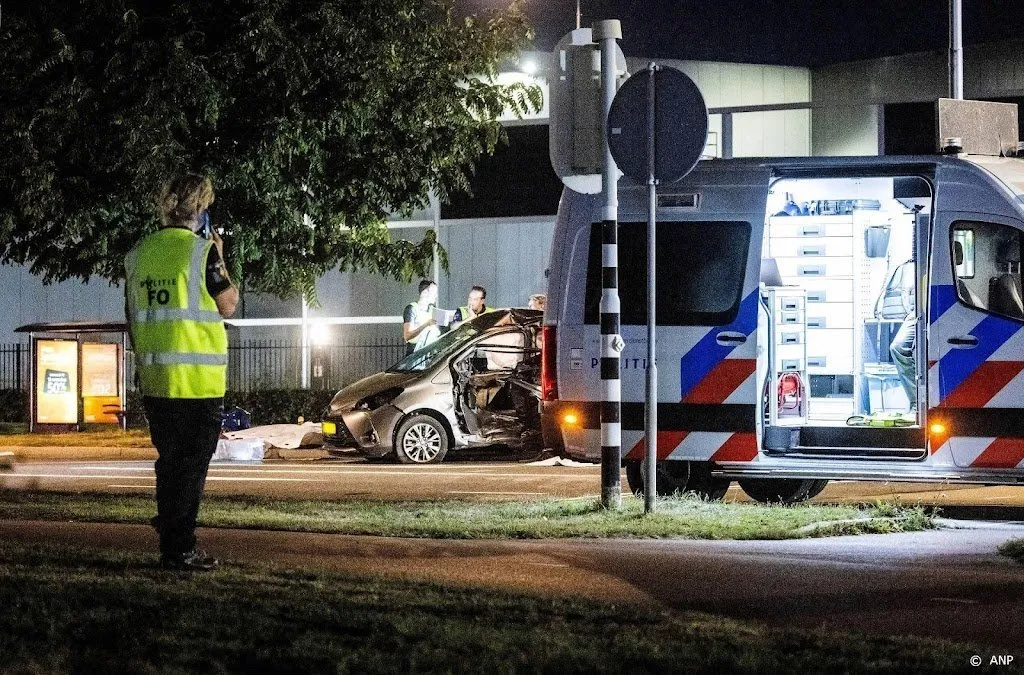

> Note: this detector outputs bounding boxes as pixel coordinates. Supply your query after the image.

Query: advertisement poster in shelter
[35,339,79,425]
[82,343,120,423]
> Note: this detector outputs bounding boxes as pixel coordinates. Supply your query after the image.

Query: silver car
[322,309,543,463]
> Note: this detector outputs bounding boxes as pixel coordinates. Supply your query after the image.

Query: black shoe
[160,549,219,571]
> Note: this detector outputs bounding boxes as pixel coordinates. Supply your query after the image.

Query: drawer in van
[776,309,804,326]
[806,328,854,369]
[768,236,854,259]
[775,256,854,279]
[768,217,854,239]
[776,329,804,346]
[804,302,855,330]
[774,343,805,369]
[802,280,855,304]
[806,351,854,374]
[772,294,804,314]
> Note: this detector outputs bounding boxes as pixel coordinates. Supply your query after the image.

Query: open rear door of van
[617,162,772,465]
[930,160,1024,470]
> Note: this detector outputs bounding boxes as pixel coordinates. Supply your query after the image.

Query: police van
[541,104,1024,502]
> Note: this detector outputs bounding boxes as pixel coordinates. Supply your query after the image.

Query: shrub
[0,389,28,423]
[224,390,335,426]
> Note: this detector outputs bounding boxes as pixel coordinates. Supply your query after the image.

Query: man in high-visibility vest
[125,173,239,571]
[402,279,438,355]
[451,285,493,329]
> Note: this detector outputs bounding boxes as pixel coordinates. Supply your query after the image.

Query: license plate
[321,421,336,435]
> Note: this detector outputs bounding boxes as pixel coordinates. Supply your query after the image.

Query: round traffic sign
[607,66,708,184]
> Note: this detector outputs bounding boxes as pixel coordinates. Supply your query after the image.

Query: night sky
[459,0,1024,66]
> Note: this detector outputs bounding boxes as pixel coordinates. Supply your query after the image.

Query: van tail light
[540,325,558,401]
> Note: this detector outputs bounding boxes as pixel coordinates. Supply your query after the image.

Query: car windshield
[388,311,510,373]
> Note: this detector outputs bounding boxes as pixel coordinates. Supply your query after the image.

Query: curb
[4,445,331,462]
[3,446,158,462]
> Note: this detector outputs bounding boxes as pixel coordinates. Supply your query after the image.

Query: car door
[931,162,1024,469]
[452,328,534,440]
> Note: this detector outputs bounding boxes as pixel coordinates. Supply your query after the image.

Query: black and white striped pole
[595,19,624,510]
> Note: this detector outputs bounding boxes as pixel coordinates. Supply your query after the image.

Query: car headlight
[354,387,403,411]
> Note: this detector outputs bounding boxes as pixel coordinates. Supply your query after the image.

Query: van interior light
[929,422,947,435]
[562,411,579,426]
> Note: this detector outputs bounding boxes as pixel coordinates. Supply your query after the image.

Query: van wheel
[738,478,829,504]
[394,415,449,464]
[625,460,729,500]
[685,462,731,501]
[625,460,690,497]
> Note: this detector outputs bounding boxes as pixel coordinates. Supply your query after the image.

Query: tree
[0,0,540,298]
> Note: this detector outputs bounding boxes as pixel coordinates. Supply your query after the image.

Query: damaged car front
[322,309,543,463]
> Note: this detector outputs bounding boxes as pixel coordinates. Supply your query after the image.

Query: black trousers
[143,396,223,557]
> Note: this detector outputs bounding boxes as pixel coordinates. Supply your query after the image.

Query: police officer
[403,279,437,354]
[125,173,238,571]
[451,285,492,329]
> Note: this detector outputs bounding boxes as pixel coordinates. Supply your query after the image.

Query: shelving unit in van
[767,211,890,422]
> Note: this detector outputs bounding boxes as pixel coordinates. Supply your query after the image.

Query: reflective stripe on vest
[125,228,227,399]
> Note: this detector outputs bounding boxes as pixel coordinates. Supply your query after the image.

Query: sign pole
[644,63,660,513]
[595,19,623,510]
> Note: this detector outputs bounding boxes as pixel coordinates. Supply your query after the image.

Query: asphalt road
[1,518,1022,653]
[4,457,1024,513]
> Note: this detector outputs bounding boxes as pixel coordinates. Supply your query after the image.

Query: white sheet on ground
[527,456,598,467]
[223,422,324,449]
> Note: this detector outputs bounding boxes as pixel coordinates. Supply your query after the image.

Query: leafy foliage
[223,388,334,426]
[0,0,539,298]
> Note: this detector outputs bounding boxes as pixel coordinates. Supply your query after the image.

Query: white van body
[542,154,1024,496]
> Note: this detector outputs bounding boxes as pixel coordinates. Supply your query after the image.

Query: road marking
[448,491,546,496]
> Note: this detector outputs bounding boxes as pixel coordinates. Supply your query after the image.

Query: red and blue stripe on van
[929,284,1024,468]
[625,291,760,463]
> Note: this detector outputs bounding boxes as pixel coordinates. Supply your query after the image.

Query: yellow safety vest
[458,305,495,322]
[125,228,228,398]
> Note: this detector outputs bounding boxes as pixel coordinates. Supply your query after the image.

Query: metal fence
[227,337,407,393]
[2,338,405,393]
[0,344,28,390]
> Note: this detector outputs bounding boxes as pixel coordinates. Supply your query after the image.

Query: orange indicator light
[929,422,947,435]
[562,412,580,426]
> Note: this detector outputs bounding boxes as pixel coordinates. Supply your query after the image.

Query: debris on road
[528,456,598,468]
[223,423,324,450]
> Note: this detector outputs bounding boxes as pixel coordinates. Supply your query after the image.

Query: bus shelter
[14,321,130,432]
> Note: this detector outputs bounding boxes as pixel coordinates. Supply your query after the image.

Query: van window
[584,221,751,326]
[951,221,1023,321]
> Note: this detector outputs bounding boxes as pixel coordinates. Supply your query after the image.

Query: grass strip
[998,537,1024,565]
[0,428,152,448]
[0,540,983,673]
[0,488,933,540]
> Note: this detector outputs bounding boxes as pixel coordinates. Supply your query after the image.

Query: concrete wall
[812,105,882,156]
[810,38,1024,156]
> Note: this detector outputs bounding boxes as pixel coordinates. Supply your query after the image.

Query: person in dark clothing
[125,173,239,571]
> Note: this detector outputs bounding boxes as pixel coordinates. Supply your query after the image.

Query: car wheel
[394,414,449,464]
[738,478,827,504]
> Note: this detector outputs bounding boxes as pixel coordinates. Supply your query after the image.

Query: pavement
[1,517,1023,652]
